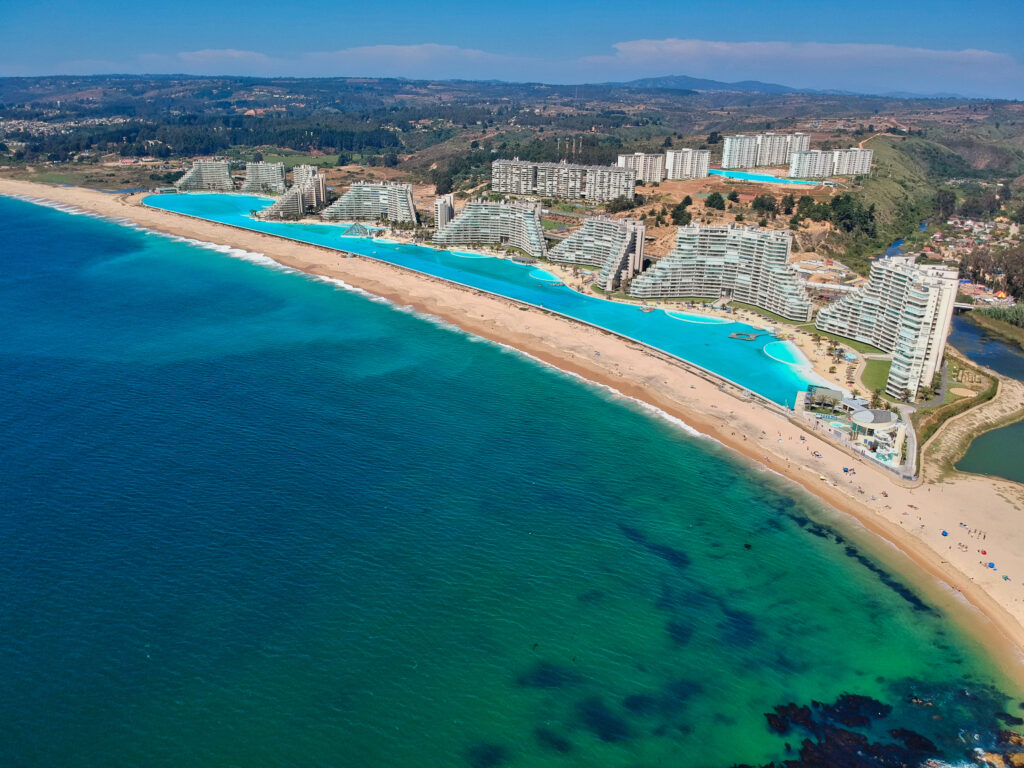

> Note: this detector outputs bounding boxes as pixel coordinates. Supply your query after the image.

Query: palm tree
[870,389,883,409]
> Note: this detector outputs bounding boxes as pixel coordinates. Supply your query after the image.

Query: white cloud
[10,38,1023,99]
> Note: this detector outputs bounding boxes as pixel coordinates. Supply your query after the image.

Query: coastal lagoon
[951,316,1024,484]
[1,195,1021,767]
[144,193,818,407]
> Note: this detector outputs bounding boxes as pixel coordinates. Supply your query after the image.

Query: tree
[253,151,264,162]
[707,131,721,144]
[780,194,795,215]
[705,192,726,210]
[727,190,740,203]
[672,208,692,226]
[681,195,692,208]
[752,194,778,218]
[870,389,884,409]
[935,189,956,219]
[605,196,636,213]
[663,136,673,148]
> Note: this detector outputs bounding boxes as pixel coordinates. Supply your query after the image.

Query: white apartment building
[789,148,873,178]
[492,159,539,195]
[434,193,455,230]
[758,133,810,166]
[721,135,761,169]
[665,148,710,180]
[583,166,636,203]
[831,148,873,176]
[322,181,418,224]
[433,199,546,259]
[789,150,834,179]
[241,161,287,194]
[723,133,810,169]
[491,159,634,202]
[174,160,234,191]
[548,216,646,291]
[258,165,326,220]
[629,223,813,322]
[815,255,957,399]
[535,162,586,199]
[617,152,666,184]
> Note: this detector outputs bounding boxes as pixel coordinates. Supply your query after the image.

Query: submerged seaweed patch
[576,696,631,743]
[718,607,761,647]
[617,523,690,569]
[466,743,508,768]
[665,619,694,646]
[516,661,581,689]
[784,511,932,613]
[623,693,660,716]
[534,727,572,754]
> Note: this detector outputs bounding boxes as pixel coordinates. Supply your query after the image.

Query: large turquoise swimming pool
[144,193,822,406]
[709,169,819,185]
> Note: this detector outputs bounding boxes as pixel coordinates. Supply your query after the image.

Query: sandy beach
[4,178,1024,684]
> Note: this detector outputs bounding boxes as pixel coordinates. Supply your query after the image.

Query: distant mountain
[610,75,803,94]
[608,74,966,99]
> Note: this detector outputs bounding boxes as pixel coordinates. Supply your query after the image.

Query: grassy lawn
[541,219,564,230]
[729,301,800,326]
[860,358,892,393]
[797,324,885,354]
[639,296,715,304]
[913,360,997,468]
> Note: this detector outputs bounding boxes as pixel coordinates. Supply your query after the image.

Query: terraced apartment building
[665,148,711,180]
[491,159,635,202]
[240,161,287,194]
[322,181,417,224]
[548,216,646,291]
[629,223,813,322]
[257,165,326,220]
[433,199,546,259]
[174,159,234,191]
[815,255,957,399]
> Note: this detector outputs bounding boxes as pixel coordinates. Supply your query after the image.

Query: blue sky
[2,0,1023,98]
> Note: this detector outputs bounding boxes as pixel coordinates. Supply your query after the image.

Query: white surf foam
[4,192,716,444]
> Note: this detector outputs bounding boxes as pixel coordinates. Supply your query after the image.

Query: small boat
[641,306,655,313]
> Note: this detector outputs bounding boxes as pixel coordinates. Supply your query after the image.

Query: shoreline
[4,178,1024,688]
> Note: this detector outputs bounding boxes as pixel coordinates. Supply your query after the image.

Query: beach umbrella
[989,562,995,568]
[941,530,948,536]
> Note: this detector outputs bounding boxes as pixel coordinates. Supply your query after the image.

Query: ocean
[143,193,820,407]
[0,195,1020,767]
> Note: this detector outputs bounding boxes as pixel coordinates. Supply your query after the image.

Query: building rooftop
[851,409,899,427]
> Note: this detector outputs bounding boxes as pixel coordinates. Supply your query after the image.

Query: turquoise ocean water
[0,195,1020,767]
[143,193,819,407]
